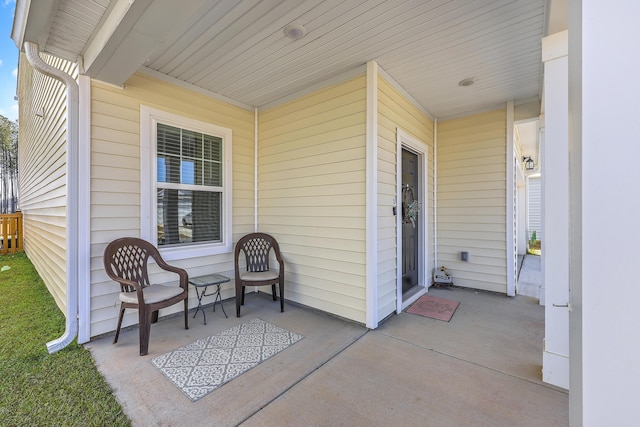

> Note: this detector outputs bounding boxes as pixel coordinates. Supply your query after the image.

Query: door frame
[396,128,429,313]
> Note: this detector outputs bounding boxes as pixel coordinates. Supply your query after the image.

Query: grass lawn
[0,252,130,426]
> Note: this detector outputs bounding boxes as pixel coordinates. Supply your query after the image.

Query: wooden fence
[0,212,23,255]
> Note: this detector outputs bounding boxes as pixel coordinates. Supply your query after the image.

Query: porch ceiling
[13,0,564,118]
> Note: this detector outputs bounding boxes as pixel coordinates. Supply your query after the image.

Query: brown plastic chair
[234,232,284,317]
[103,237,189,356]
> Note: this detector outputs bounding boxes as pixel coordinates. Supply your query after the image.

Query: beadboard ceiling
[14,0,566,119]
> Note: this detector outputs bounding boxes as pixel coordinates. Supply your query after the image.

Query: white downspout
[254,107,258,232]
[254,108,259,293]
[506,101,516,296]
[433,118,438,272]
[24,42,79,353]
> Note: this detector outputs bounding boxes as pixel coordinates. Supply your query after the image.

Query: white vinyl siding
[89,73,254,337]
[527,175,542,242]
[437,109,507,293]
[258,76,367,323]
[17,53,77,312]
[377,76,434,319]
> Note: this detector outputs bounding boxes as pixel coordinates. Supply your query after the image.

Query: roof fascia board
[10,0,29,49]
[544,0,569,36]
[11,0,59,51]
[83,0,208,86]
[82,0,153,83]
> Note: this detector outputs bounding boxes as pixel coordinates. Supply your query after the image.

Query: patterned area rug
[151,318,304,401]
[406,295,460,322]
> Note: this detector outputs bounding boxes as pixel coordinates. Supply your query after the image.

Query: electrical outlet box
[460,251,469,261]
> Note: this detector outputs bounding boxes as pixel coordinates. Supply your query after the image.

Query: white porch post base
[543,348,570,390]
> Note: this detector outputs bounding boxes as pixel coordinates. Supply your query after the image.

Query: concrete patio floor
[86,286,568,426]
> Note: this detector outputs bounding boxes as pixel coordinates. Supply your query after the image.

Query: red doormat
[406,295,460,322]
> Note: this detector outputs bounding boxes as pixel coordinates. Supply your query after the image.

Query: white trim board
[77,74,91,344]
[365,61,379,329]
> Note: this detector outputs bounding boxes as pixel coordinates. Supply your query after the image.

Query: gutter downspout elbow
[24,42,80,354]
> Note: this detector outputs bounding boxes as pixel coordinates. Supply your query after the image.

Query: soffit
[20,0,549,118]
[41,0,111,62]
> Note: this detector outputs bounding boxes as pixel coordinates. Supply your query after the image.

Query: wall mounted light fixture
[522,156,535,171]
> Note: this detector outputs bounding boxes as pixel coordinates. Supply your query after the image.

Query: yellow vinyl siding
[258,76,367,323]
[437,109,507,293]
[89,73,254,336]
[377,77,434,319]
[17,53,76,312]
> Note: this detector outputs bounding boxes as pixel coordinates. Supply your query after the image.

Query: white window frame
[140,105,233,261]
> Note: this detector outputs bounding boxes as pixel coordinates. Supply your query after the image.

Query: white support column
[541,30,570,390]
[570,1,640,424]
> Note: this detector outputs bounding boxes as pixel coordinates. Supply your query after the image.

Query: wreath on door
[402,185,421,228]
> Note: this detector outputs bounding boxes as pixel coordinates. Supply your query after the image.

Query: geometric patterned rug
[151,318,304,401]
[406,295,460,322]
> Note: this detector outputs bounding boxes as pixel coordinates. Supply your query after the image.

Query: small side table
[189,273,230,324]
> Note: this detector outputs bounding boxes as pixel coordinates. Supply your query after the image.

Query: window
[141,106,232,260]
